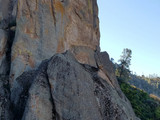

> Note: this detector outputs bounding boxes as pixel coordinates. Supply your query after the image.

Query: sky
[97,0,160,76]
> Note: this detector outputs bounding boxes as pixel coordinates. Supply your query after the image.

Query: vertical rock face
[10,0,100,82]
[0,0,140,120]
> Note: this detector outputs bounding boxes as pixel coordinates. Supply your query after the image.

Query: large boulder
[10,51,139,120]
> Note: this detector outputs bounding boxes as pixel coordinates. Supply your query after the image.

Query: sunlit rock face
[10,0,100,82]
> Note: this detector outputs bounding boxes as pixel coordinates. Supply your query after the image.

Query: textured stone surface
[22,61,54,120]
[0,0,10,21]
[95,51,120,88]
[9,52,139,120]
[47,52,102,120]
[0,1,140,120]
[0,76,12,120]
[0,29,8,75]
[0,0,17,29]
[11,70,37,120]
[0,0,17,76]
[71,46,97,67]
[10,0,100,82]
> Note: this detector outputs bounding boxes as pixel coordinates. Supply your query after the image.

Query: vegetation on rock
[115,48,160,120]
[119,80,160,120]
[129,74,160,98]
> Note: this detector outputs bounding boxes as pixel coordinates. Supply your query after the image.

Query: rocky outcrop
[9,51,139,120]
[0,0,140,120]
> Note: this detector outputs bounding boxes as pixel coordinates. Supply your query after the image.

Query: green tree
[116,48,132,82]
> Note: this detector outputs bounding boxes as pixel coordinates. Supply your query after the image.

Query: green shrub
[119,81,160,120]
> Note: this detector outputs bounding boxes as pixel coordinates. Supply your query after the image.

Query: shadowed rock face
[0,29,8,74]
[0,0,17,29]
[0,0,140,120]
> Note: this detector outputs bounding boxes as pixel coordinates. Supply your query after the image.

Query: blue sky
[97,0,160,76]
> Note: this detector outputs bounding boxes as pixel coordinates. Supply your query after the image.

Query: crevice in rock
[46,71,60,120]
[11,70,37,120]
[50,0,56,26]
[25,0,33,18]
[6,27,15,75]
[74,9,82,20]
[81,64,99,73]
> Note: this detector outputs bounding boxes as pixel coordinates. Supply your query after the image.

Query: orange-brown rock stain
[24,20,38,39]
[56,38,65,53]
[28,57,35,68]
[74,52,90,64]
[54,1,65,18]
[45,29,49,35]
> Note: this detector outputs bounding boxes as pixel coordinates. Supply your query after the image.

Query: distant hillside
[115,61,160,119]
[114,62,160,98]
[129,74,160,98]
[119,81,160,120]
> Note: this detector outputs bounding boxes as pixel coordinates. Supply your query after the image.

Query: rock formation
[10,0,100,82]
[0,0,140,120]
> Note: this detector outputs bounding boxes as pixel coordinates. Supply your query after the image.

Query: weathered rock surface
[0,28,15,76]
[10,0,100,82]
[0,29,8,75]
[10,51,139,120]
[0,76,12,120]
[47,52,102,120]
[0,0,17,29]
[11,70,37,120]
[0,0,17,76]
[0,0,140,120]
